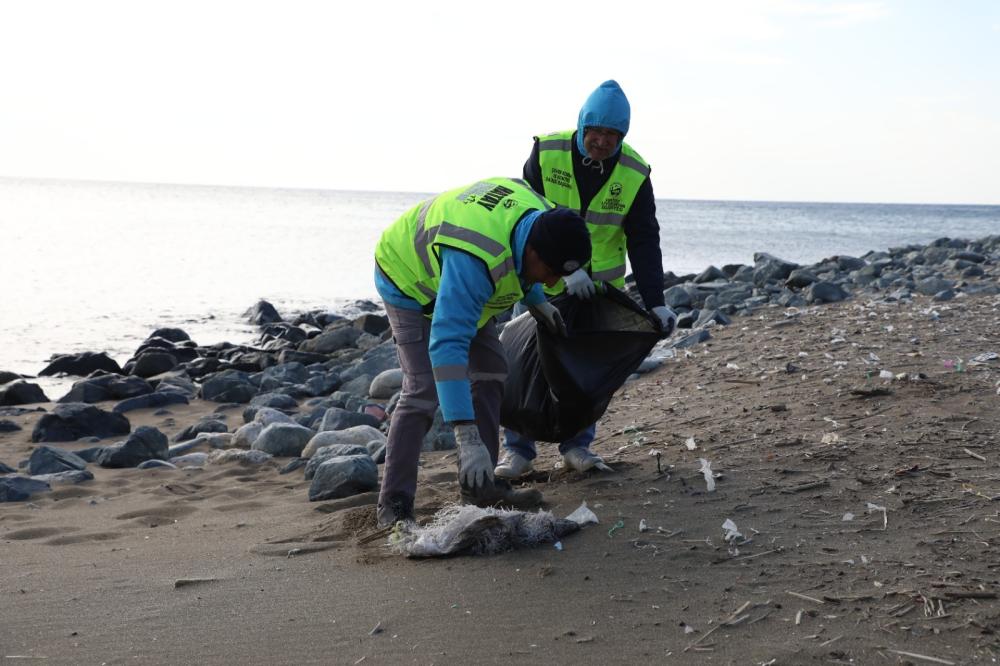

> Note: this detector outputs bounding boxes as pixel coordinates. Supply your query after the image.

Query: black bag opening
[500,286,666,442]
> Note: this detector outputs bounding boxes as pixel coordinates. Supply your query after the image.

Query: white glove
[454,424,494,489]
[652,305,677,336]
[563,268,596,299]
[527,302,568,337]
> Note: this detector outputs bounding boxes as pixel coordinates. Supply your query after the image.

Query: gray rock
[806,281,850,304]
[962,265,985,278]
[232,422,264,449]
[173,418,228,443]
[302,372,343,397]
[60,374,154,404]
[279,458,308,474]
[300,326,360,355]
[256,362,311,391]
[675,310,698,329]
[302,425,385,458]
[368,369,403,400]
[138,459,178,470]
[30,469,94,485]
[246,299,282,325]
[28,446,88,475]
[693,266,727,284]
[253,407,296,426]
[338,343,400,382]
[249,392,299,412]
[31,403,130,443]
[786,269,819,289]
[0,419,21,432]
[97,426,169,468]
[209,449,273,465]
[318,407,380,432]
[199,369,257,403]
[113,391,189,414]
[694,309,731,328]
[304,444,371,479]
[339,374,373,397]
[308,454,379,501]
[40,351,122,377]
[251,423,314,457]
[933,288,956,302]
[169,452,209,467]
[953,250,986,263]
[129,351,179,378]
[835,255,866,271]
[663,284,693,309]
[0,380,49,407]
[671,329,712,349]
[915,276,955,296]
[1,476,51,502]
[752,253,799,286]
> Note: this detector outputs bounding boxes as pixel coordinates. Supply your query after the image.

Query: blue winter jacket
[374,210,546,422]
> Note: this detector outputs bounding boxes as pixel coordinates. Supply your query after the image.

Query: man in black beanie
[373,177,589,527]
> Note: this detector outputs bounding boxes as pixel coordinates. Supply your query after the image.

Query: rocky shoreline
[3,234,1000,662]
[2,234,999,505]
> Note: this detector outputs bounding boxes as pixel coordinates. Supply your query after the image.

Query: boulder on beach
[40,351,122,377]
[251,423,314,457]
[246,299,282,325]
[96,426,169,468]
[308,454,378,501]
[28,445,89,475]
[31,403,130,443]
[59,374,155,404]
[0,380,49,406]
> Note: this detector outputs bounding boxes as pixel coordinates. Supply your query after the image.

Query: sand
[3,290,1000,664]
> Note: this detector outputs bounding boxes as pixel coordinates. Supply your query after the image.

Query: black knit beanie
[528,208,592,275]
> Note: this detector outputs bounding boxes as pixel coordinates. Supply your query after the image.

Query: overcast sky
[1,1,998,204]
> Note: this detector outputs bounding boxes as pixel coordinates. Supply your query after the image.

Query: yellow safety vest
[375,177,553,328]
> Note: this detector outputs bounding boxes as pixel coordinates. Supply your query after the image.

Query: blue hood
[576,80,631,156]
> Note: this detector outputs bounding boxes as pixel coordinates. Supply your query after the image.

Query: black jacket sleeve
[623,176,666,309]
[522,139,544,193]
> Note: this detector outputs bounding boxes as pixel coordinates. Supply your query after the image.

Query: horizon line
[2,174,998,209]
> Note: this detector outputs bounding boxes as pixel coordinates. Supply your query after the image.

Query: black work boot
[460,478,543,510]
[376,493,415,528]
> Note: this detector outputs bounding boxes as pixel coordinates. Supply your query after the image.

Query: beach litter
[388,502,594,558]
[698,458,716,491]
[866,502,888,530]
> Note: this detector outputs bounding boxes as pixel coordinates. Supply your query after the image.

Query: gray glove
[454,423,494,489]
[528,302,567,337]
[563,268,596,299]
[652,305,677,336]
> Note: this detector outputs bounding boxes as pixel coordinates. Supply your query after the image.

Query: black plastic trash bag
[500,286,666,442]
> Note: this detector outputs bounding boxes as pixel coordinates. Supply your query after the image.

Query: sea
[2,177,998,397]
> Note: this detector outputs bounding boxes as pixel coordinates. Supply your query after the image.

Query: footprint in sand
[44,531,123,546]
[5,526,81,541]
[115,504,197,527]
[211,500,267,513]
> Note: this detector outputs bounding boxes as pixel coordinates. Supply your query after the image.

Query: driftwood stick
[683,600,752,652]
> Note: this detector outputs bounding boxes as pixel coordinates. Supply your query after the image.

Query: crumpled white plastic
[698,458,716,491]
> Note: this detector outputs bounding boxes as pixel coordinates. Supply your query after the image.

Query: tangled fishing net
[388,503,597,558]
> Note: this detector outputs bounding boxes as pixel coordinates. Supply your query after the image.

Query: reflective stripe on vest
[375,177,545,328]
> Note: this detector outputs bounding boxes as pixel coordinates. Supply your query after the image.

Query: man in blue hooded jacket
[373,178,591,528]
[496,80,676,478]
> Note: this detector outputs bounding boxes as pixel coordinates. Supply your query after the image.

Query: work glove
[563,268,596,299]
[527,302,567,337]
[454,423,494,489]
[651,305,677,336]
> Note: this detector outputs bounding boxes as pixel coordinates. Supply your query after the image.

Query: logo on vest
[475,184,515,212]
[610,182,623,196]
[503,199,517,209]
[544,168,572,189]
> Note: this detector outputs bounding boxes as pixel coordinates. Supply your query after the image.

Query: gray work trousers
[378,302,507,506]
